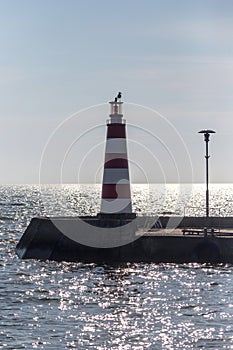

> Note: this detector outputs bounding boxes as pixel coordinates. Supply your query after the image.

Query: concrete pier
[16,216,233,263]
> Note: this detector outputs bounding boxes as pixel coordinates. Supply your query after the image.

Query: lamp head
[198,129,216,142]
[198,129,216,134]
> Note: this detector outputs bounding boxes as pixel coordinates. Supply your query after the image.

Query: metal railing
[183,206,222,235]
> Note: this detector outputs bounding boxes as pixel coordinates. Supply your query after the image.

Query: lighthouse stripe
[102,184,131,199]
[100,98,132,214]
[101,199,132,214]
[103,169,129,184]
[105,139,127,154]
[105,153,127,161]
[107,124,126,139]
[104,158,128,168]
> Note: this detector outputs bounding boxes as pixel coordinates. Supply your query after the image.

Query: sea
[0,183,233,350]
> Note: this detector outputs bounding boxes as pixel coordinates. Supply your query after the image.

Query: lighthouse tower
[100,93,133,216]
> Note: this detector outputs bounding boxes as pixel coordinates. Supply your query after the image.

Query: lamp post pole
[198,130,216,217]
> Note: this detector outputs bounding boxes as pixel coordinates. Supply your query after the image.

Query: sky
[1,0,233,184]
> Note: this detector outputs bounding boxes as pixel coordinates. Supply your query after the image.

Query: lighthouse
[100,93,133,216]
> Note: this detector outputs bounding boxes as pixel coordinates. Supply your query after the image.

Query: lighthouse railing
[107,118,126,125]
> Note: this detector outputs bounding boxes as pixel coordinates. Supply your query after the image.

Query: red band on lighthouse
[107,124,126,139]
[100,94,132,214]
[102,184,131,199]
[104,158,128,168]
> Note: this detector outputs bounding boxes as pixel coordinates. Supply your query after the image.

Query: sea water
[0,184,233,349]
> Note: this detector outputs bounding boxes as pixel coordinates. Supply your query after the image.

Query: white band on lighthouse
[105,139,127,154]
[101,199,132,214]
[100,93,132,214]
[103,169,129,184]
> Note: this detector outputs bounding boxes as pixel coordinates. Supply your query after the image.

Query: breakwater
[16,216,233,263]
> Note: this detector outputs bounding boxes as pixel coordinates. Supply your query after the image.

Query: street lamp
[198,129,216,217]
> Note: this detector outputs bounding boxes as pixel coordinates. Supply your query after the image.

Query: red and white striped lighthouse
[100,93,132,215]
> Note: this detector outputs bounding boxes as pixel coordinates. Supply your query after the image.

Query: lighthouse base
[15,216,233,263]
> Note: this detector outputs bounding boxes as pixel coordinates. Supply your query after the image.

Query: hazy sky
[1,0,233,184]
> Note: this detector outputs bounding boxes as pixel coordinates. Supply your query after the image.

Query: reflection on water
[1,260,233,349]
[0,184,233,349]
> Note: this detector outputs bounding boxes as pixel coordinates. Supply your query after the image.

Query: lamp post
[198,129,216,217]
